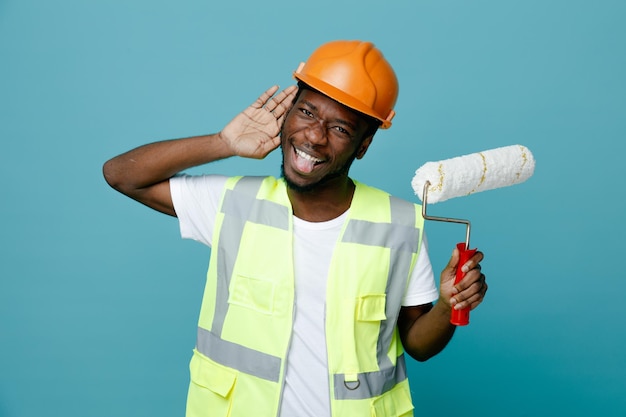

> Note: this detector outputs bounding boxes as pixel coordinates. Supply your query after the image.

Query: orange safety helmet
[293,40,399,129]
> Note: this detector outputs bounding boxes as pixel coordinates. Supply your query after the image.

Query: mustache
[279,146,359,193]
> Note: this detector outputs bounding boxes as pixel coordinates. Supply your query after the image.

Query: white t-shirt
[170,174,439,417]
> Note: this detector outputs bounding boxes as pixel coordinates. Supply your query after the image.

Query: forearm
[400,247,487,362]
[400,301,457,362]
[103,133,232,194]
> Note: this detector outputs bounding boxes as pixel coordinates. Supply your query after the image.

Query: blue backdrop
[1,1,625,416]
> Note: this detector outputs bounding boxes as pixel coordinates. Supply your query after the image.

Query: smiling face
[280,88,375,193]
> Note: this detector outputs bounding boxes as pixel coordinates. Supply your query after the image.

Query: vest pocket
[187,350,237,417]
[356,294,387,321]
[228,274,276,315]
[370,381,414,417]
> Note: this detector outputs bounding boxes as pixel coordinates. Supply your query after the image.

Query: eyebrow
[300,100,359,131]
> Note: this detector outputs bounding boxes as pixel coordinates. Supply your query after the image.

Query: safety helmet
[293,40,398,129]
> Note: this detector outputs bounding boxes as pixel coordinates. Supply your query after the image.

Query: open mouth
[293,147,324,173]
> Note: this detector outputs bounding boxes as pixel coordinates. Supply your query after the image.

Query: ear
[355,135,374,160]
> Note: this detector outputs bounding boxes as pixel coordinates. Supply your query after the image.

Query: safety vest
[186,176,424,417]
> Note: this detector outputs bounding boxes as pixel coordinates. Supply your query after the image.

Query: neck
[287,177,355,222]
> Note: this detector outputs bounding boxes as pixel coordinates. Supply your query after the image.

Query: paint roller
[411,144,535,325]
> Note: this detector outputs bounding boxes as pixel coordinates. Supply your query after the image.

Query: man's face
[280,89,373,192]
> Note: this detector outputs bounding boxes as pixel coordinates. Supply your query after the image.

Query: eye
[300,108,314,118]
[333,126,350,135]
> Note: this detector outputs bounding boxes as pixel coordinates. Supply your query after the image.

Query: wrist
[215,131,238,158]
[433,298,453,315]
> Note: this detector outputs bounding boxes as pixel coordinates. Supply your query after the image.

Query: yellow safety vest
[186,176,424,417]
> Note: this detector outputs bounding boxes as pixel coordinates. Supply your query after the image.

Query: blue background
[1,0,625,416]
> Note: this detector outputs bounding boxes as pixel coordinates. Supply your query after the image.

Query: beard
[280,145,359,193]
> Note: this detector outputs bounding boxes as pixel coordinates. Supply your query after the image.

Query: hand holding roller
[411,144,535,325]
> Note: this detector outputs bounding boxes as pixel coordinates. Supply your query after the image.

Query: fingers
[265,85,298,117]
[449,250,487,310]
[251,85,281,109]
[460,250,484,273]
[450,268,487,310]
[253,84,297,113]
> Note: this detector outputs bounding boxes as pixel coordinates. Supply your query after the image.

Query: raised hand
[220,85,298,159]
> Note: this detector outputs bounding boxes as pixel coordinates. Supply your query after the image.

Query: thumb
[439,247,461,306]
[440,246,461,291]
[445,246,460,274]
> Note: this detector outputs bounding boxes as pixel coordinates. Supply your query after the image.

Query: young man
[103,40,487,417]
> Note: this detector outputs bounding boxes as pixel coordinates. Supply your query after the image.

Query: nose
[304,120,327,145]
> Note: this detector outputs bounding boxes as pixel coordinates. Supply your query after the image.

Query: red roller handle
[451,242,477,326]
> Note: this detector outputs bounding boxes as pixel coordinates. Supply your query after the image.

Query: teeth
[295,148,323,163]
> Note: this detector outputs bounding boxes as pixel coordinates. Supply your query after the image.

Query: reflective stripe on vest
[197,176,288,383]
[194,176,423,405]
[196,327,281,382]
[334,195,419,400]
[333,354,408,400]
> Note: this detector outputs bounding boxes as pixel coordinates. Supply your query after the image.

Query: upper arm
[105,172,176,217]
[397,303,433,344]
[397,303,435,361]
[126,179,176,217]
[397,302,457,361]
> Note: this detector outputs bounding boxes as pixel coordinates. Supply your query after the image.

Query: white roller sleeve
[411,144,535,204]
